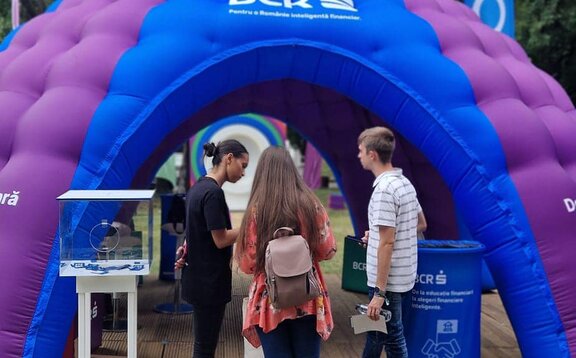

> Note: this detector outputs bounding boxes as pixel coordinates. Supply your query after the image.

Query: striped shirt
[366,169,421,293]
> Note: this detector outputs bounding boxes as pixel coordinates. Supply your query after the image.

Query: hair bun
[203,142,217,157]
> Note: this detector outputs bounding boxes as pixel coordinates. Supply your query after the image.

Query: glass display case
[57,190,155,277]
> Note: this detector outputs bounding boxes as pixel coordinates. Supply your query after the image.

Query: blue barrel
[405,240,485,358]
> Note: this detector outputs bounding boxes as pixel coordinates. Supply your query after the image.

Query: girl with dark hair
[235,146,337,358]
[176,139,248,358]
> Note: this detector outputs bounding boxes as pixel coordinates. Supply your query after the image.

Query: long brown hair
[236,146,322,273]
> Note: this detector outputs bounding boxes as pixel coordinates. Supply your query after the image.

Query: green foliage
[0,0,9,18]
[0,0,12,38]
[0,0,48,39]
[149,188,352,276]
[515,0,576,104]
[286,127,306,156]
[21,0,48,18]
[0,17,10,40]
[315,188,354,274]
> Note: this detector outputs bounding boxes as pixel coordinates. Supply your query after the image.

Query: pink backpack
[265,227,321,309]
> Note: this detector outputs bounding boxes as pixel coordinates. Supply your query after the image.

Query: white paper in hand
[350,314,387,334]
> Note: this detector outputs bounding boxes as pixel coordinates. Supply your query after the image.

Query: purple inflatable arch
[0,0,574,357]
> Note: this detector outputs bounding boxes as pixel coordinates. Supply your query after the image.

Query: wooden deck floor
[93,272,520,357]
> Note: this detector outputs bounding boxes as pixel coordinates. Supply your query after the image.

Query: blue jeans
[255,315,320,358]
[362,287,410,358]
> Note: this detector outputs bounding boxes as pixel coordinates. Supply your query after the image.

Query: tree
[515,0,576,104]
[0,0,12,38]
[20,0,48,19]
[0,0,47,39]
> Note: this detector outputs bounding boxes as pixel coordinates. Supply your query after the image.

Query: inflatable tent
[0,0,574,356]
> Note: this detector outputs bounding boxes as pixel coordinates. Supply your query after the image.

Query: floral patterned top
[237,206,337,348]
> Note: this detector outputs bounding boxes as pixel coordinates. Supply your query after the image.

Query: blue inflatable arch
[0,0,574,357]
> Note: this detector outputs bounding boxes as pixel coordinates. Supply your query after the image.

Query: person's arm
[211,227,239,249]
[237,216,257,274]
[314,206,337,261]
[204,188,236,249]
[374,225,395,291]
[417,211,427,234]
[174,241,188,270]
[367,225,396,320]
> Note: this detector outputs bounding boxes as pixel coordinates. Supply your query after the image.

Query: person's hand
[361,230,369,248]
[174,245,187,270]
[367,295,385,321]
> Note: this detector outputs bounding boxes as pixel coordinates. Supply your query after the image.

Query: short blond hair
[358,126,395,164]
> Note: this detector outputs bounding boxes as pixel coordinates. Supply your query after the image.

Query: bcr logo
[229,0,357,12]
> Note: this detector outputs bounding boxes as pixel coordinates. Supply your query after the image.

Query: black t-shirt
[181,176,232,306]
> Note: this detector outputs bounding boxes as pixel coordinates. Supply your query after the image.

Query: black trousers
[192,303,227,358]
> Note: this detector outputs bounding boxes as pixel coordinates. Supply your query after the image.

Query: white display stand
[57,189,155,277]
[77,276,138,358]
[57,189,154,357]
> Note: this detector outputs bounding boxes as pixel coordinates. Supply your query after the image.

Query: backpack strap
[273,227,294,238]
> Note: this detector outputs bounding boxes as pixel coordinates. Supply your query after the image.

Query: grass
[132,199,163,275]
[142,178,355,277]
[314,188,355,275]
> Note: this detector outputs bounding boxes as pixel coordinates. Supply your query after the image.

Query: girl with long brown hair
[235,146,337,357]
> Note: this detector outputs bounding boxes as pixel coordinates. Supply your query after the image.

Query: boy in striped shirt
[357,126,427,358]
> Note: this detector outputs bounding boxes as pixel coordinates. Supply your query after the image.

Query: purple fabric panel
[0,93,34,169]
[393,135,458,240]
[0,14,52,170]
[303,143,322,189]
[539,69,574,112]
[0,0,162,356]
[406,0,576,353]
